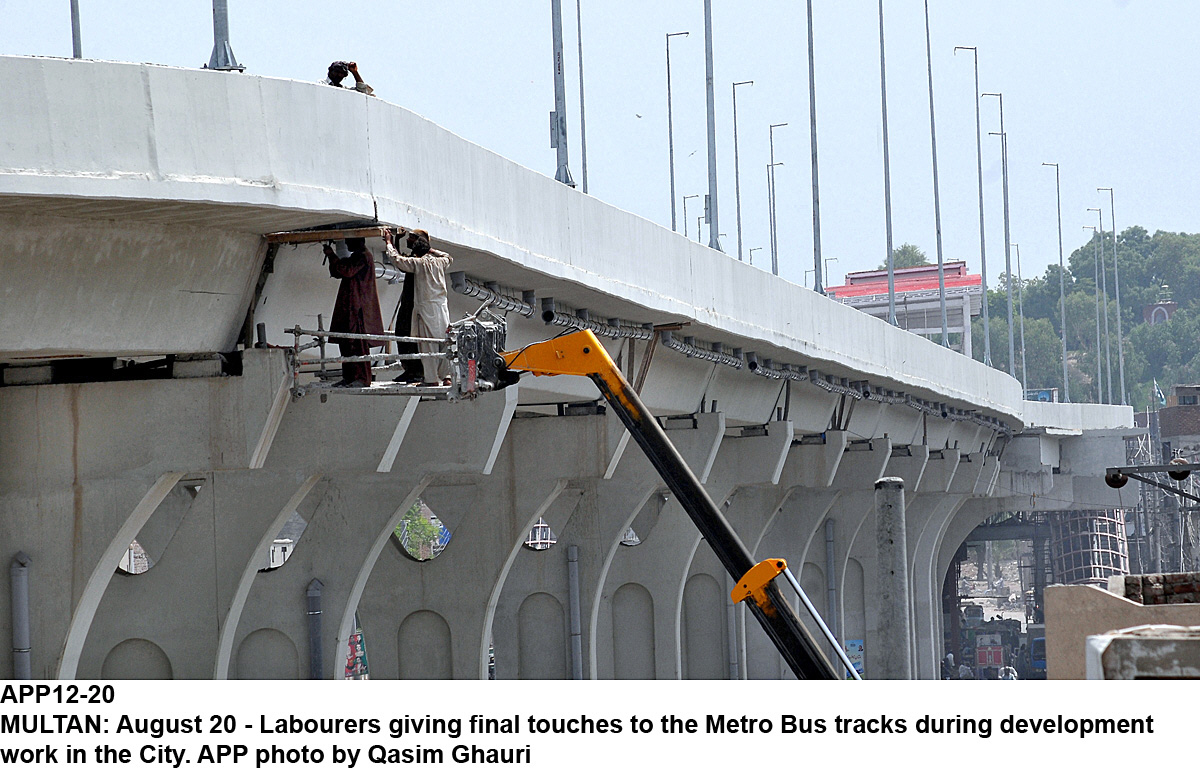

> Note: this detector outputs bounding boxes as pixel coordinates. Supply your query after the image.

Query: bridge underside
[0,346,1128,680]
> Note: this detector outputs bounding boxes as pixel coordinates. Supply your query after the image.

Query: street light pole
[733,81,754,261]
[880,1,897,325]
[683,195,700,240]
[923,1,948,346]
[206,0,244,71]
[550,0,575,187]
[1084,225,1102,403]
[768,161,784,276]
[1013,243,1027,390]
[1100,187,1126,404]
[1044,163,1070,402]
[1090,207,1113,403]
[749,247,763,266]
[575,0,588,194]
[805,0,824,292]
[984,92,1014,377]
[666,32,689,232]
[70,0,82,58]
[955,45,989,364]
[769,123,788,276]
[703,0,723,252]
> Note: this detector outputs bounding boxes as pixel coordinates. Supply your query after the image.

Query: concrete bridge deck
[0,56,1131,679]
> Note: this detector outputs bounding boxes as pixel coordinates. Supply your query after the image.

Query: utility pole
[550,0,575,187]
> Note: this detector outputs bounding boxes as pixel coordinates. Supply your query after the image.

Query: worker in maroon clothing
[323,237,384,387]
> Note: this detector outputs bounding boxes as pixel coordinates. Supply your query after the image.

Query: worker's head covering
[345,237,367,253]
[393,228,431,257]
[327,61,350,85]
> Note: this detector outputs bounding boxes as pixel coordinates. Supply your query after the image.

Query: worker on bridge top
[323,237,385,387]
[324,60,374,95]
[382,228,453,386]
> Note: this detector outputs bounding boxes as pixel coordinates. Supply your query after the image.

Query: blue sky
[4,1,1197,291]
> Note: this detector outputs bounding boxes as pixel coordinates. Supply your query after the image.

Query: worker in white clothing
[381,227,453,385]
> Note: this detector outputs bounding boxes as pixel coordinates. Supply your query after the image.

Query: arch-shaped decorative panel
[682,573,725,679]
[397,610,453,679]
[102,638,172,680]
[612,583,655,679]
[518,593,568,679]
[235,628,299,680]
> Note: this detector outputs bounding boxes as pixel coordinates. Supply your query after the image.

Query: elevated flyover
[0,56,1131,679]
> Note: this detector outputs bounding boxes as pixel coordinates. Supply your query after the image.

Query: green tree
[394,499,444,560]
[877,243,931,270]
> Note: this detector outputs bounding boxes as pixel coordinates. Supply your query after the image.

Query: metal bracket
[731,558,788,609]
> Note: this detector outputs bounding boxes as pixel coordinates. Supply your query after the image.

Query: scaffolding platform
[292,377,451,400]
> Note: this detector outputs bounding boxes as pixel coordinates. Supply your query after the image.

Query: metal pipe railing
[286,326,444,346]
[780,566,861,679]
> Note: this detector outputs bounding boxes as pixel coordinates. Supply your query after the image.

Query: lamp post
[666,32,689,231]
[984,92,1014,377]
[1089,207,1113,403]
[804,0,824,292]
[1013,243,1027,390]
[575,0,588,193]
[768,161,784,276]
[683,195,700,240]
[1099,187,1126,404]
[733,80,754,261]
[769,122,788,276]
[1084,225,1102,403]
[702,0,723,252]
[955,45,989,364]
[879,1,897,325]
[550,0,575,186]
[1043,163,1070,402]
[70,0,82,58]
[923,0,948,347]
[206,0,244,71]
[825,257,838,289]
[749,247,763,265]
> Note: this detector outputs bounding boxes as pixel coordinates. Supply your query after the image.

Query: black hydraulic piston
[504,332,838,679]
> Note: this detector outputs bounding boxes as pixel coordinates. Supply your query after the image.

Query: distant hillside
[970,226,1200,408]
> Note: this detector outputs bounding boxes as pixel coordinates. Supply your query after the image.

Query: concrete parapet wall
[1045,582,1200,679]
